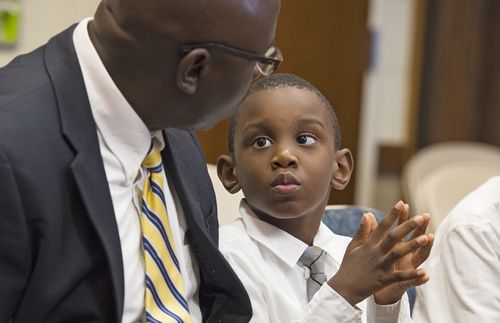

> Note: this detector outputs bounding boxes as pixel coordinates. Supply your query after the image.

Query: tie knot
[299,246,325,270]
[142,142,163,172]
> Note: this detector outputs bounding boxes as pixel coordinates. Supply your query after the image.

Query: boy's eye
[296,135,316,145]
[253,137,272,148]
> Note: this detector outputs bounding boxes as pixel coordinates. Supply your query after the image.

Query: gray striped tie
[299,246,327,301]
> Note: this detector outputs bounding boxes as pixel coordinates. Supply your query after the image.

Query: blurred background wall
[0,0,99,63]
[1,0,498,211]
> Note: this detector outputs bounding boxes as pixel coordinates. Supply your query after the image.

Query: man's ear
[331,148,354,190]
[216,154,241,194]
[176,48,211,94]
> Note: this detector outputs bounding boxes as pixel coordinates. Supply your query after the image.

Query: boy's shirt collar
[239,199,347,268]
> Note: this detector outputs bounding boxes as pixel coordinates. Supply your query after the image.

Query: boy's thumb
[348,213,371,250]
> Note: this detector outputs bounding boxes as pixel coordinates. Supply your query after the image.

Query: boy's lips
[271,173,301,194]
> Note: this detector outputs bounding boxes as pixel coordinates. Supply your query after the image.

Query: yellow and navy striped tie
[141,142,192,323]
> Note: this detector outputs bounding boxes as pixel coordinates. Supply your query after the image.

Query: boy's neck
[255,210,324,245]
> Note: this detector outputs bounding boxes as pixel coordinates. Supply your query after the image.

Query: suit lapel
[161,130,207,231]
[44,26,123,321]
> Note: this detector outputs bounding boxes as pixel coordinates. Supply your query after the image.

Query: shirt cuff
[302,283,362,323]
[367,294,409,323]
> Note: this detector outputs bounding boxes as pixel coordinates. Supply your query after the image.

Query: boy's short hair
[227,73,342,154]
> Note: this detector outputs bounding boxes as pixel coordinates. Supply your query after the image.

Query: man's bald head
[99,0,278,44]
[90,0,281,131]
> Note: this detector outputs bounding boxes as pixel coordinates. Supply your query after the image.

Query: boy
[217,73,434,322]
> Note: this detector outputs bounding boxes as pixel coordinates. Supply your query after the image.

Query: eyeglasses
[182,42,283,79]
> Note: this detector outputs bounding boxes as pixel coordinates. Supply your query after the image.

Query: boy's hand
[328,201,434,306]
[374,204,434,305]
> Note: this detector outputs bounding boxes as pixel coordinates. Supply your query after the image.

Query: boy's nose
[271,148,298,169]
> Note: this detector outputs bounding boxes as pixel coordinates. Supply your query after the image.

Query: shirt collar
[314,220,347,266]
[240,199,308,268]
[239,199,347,268]
[73,18,153,183]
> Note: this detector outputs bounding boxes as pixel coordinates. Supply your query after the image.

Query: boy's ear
[331,148,354,190]
[176,48,211,94]
[216,154,241,194]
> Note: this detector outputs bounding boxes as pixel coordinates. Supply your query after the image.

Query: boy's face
[219,87,352,222]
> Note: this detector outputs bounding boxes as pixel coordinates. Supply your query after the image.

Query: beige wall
[0,0,99,66]
[355,0,417,209]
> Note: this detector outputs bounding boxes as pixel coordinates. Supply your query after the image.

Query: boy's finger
[397,203,410,227]
[411,271,431,286]
[347,213,371,250]
[397,271,430,289]
[411,234,434,267]
[365,212,378,235]
[379,215,425,254]
[384,268,426,285]
[380,231,428,266]
[410,213,431,240]
[370,201,405,242]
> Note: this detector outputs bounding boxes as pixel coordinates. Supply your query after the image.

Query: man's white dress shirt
[220,199,412,323]
[413,176,500,323]
[73,18,202,323]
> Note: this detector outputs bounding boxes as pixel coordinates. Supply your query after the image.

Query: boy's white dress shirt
[220,199,412,323]
[413,176,500,323]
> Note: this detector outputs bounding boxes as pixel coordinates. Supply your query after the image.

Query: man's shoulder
[0,46,64,151]
[0,26,77,113]
[0,47,49,108]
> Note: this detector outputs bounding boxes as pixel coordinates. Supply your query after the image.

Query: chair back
[402,141,500,232]
[322,205,384,236]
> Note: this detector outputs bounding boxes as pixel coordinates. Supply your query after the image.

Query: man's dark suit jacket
[0,25,251,322]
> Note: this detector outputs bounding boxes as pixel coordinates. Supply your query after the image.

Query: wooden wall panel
[417,0,500,148]
[481,1,500,145]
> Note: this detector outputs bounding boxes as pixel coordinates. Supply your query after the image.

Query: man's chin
[147,118,215,132]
